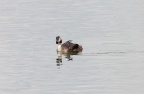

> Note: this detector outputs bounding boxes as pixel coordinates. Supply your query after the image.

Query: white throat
[57,44,62,52]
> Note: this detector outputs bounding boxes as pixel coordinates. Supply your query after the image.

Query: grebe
[56,36,83,53]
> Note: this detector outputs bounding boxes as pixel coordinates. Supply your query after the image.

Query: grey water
[0,0,144,94]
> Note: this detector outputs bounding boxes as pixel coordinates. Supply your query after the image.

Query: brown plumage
[56,36,83,53]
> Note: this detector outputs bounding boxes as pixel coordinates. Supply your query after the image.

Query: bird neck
[57,44,62,52]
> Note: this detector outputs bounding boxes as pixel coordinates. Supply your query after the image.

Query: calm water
[0,0,144,94]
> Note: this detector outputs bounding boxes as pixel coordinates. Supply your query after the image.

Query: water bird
[56,36,83,53]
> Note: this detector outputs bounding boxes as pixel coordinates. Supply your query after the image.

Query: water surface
[0,0,144,94]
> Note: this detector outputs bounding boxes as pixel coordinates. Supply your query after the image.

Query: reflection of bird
[65,54,73,61]
[56,36,83,53]
[56,58,62,66]
[56,52,62,66]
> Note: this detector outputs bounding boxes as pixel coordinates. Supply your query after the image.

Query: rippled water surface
[0,0,144,94]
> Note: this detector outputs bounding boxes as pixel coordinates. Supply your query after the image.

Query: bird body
[56,36,83,53]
